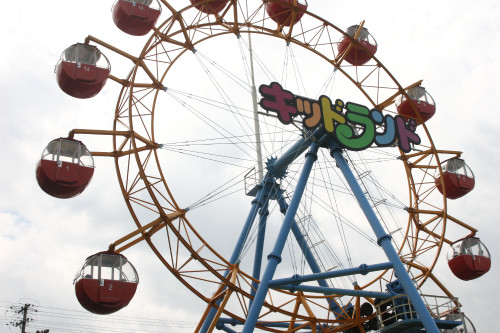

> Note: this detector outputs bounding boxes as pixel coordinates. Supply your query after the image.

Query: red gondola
[435,158,475,199]
[190,0,229,15]
[74,252,139,315]
[55,44,111,99]
[337,25,377,66]
[396,86,436,123]
[36,138,95,199]
[112,0,161,36]
[448,237,491,281]
[265,0,308,27]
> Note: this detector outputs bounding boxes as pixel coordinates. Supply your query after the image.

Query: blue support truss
[202,131,442,332]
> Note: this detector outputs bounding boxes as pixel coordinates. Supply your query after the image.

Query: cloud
[1,1,498,332]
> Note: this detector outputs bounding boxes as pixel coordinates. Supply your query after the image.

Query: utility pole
[6,302,50,333]
[9,303,32,333]
[7,303,48,333]
[20,303,29,333]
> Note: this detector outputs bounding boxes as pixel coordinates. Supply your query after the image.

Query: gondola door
[98,278,123,305]
[55,161,79,183]
[97,255,123,305]
[75,63,97,82]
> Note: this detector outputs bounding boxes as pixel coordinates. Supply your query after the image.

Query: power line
[0,301,195,333]
[2,303,47,333]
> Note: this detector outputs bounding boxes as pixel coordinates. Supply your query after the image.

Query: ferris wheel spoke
[164,91,260,161]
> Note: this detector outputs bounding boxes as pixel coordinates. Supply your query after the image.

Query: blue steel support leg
[242,142,320,332]
[229,176,274,265]
[329,145,439,333]
[275,188,346,315]
[250,199,269,299]
[200,177,274,333]
[274,188,330,289]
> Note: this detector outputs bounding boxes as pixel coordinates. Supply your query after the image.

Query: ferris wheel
[37,0,490,332]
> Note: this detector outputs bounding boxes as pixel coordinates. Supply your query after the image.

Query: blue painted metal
[250,193,270,303]
[229,177,272,265]
[267,135,312,177]
[205,129,440,332]
[203,133,318,331]
[250,203,269,294]
[200,179,270,333]
[215,322,239,333]
[275,187,348,316]
[269,262,393,287]
[275,188,330,289]
[327,140,440,333]
[276,284,392,300]
[242,142,320,332]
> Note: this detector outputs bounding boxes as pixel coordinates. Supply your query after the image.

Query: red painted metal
[338,38,377,66]
[55,44,110,99]
[448,254,491,281]
[435,172,475,199]
[396,86,436,123]
[448,237,491,281]
[265,0,308,26]
[397,99,436,123]
[337,25,377,66]
[435,158,475,199]
[190,0,229,14]
[36,138,95,199]
[36,160,94,199]
[74,252,139,315]
[75,278,138,315]
[112,0,161,36]
[56,62,109,99]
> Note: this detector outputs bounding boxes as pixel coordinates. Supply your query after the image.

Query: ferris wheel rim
[110,1,451,329]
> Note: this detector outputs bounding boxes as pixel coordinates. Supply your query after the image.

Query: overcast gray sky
[1,0,499,332]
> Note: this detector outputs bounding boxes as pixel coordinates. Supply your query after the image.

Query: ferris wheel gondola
[337,25,378,66]
[265,0,308,26]
[435,157,475,199]
[73,251,139,315]
[55,43,110,99]
[36,138,94,199]
[112,0,161,36]
[396,85,436,123]
[448,237,491,281]
[190,0,229,14]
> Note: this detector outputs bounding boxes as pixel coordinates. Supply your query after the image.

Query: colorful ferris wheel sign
[259,82,421,153]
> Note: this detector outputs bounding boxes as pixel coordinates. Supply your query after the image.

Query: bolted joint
[267,252,282,263]
[291,274,301,285]
[305,150,318,162]
[258,207,270,217]
[377,234,392,246]
[251,184,265,206]
[274,189,289,214]
[329,146,343,158]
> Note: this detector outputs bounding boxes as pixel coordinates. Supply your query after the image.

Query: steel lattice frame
[67,1,479,331]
